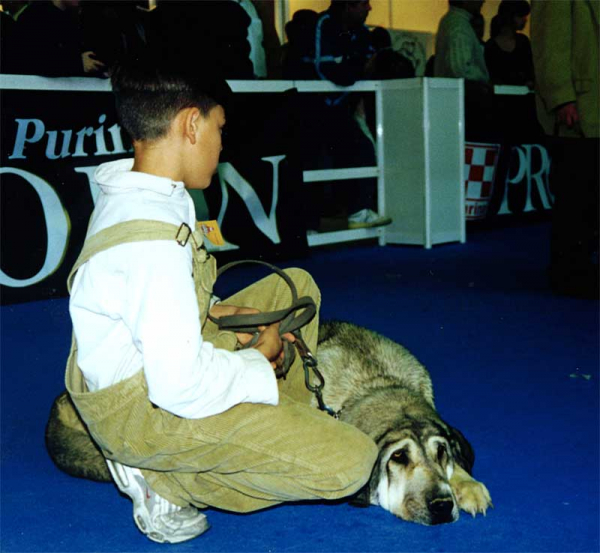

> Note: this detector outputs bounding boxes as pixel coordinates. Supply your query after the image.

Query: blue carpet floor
[2,220,598,552]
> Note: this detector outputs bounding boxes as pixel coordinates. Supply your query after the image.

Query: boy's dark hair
[111,53,231,142]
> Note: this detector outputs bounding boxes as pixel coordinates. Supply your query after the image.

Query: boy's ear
[182,107,202,145]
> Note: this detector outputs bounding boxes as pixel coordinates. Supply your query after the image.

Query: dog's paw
[454,479,493,517]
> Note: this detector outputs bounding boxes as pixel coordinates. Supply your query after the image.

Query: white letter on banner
[0,168,70,287]
[526,144,553,210]
[93,115,110,156]
[214,171,239,250]
[217,155,285,244]
[74,165,101,205]
[8,119,45,160]
[45,130,73,160]
[73,127,94,157]
[107,123,128,155]
[498,146,527,215]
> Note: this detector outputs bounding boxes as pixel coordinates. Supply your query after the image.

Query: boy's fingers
[235,332,256,346]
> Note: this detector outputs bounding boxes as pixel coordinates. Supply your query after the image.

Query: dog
[46,321,492,525]
[314,321,492,525]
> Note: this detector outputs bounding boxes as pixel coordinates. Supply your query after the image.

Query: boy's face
[185,105,226,190]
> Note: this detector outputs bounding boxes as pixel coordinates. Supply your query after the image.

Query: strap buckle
[175,223,192,247]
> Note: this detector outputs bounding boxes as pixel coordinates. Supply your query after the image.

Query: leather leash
[207,260,336,417]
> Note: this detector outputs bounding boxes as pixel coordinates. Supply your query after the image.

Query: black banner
[1,86,307,304]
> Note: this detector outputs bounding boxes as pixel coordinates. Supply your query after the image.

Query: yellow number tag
[197,220,225,246]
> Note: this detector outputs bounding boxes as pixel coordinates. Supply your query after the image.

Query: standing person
[531,0,599,298]
[62,52,377,544]
[286,0,391,232]
[485,0,534,88]
[15,0,106,77]
[485,1,542,142]
[434,0,489,83]
[434,1,496,141]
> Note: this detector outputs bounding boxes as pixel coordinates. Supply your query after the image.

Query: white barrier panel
[380,78,465,249]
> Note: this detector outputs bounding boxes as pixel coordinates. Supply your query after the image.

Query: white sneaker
[106,460,209,544]
[348,209,392,229]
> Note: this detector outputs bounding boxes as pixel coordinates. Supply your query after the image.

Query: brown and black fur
[45,391,111,482]
[315,321,492,525]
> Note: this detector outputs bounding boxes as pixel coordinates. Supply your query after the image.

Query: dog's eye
[437,444,446,463]
[391,449,409,465]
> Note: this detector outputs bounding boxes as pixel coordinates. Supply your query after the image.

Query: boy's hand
[208,304,296,370]
[208,304,260,345]
[254,324,283,370]
[254,324,297,371]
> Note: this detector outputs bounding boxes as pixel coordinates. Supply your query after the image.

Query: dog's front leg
[450,465,493,517]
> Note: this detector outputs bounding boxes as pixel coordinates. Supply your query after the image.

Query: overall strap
[67,220,204,293]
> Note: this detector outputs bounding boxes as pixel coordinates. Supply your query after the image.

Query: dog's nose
[428,497,454,524]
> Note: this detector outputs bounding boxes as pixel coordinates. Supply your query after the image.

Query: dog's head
[352,417,474,526]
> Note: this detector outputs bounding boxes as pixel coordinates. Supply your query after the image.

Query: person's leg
[300,95,335,232]
[549,137,599,298]
[143,268,376,511]
[327,105,391,229]
[144,394,378,513]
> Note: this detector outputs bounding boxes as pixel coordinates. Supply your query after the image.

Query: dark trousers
[547,137,599,297]
[301,95,377,229]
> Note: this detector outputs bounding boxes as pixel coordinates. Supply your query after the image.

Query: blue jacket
[287,8,374,87]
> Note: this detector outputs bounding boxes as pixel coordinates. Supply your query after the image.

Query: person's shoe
[106,460,210,544]
[348,209,392,230]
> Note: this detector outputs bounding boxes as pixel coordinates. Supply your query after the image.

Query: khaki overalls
[65,220,377,512]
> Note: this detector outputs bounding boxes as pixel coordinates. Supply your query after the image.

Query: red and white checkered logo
[465,142,500,220]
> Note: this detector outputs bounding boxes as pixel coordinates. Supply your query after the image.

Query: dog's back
[316,321,435,413]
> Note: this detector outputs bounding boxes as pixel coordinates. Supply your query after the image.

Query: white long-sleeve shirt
[69,159,279,419]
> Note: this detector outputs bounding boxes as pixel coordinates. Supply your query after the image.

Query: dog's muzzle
[428,496,455,525]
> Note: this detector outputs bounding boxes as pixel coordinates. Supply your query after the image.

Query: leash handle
[208,260,316,335]
[207,259,337,416]
[208,260,315,379]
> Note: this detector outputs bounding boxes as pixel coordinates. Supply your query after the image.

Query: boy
[65,54,377,544]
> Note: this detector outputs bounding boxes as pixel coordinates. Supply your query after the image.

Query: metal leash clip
[293,333,339,419]
[208,259,338,417]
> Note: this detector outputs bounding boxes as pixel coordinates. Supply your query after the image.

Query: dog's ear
[349,458,379,508]
[348,484,371,508]
[447,424,475,474]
